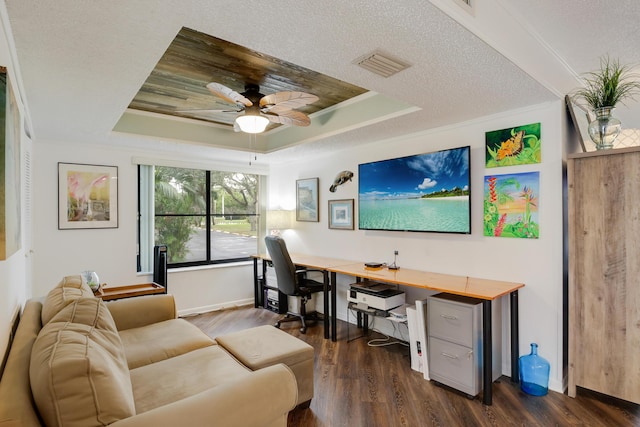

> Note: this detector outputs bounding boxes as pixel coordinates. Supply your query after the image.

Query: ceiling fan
[183,83,319,133]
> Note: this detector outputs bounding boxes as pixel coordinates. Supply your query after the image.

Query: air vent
[354,50,411,78]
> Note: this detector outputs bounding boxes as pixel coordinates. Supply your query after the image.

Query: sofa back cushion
[30,298,135,427]
[41,275,95,325]
[48,295,118,331]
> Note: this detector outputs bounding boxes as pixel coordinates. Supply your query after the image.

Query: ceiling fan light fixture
[235,114,269,134]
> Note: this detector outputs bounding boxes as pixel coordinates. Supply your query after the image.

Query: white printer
[347,281,405,311]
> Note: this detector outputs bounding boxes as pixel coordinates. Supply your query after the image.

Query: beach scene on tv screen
[358,146,470,233]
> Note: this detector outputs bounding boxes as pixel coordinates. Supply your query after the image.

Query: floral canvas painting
[484,172,539,239]
[58,163,118,229]
[485,122,541,168]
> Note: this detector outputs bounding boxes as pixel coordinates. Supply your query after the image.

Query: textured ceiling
[3,0,640,165]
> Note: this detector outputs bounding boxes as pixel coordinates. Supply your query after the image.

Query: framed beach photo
[296,178,319,222]
[329,199,354,230]
[58,162,118,229]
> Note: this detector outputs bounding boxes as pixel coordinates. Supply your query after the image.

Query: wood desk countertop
[328,263,524,300]
[252,253,358,269]
[253,253,524,299]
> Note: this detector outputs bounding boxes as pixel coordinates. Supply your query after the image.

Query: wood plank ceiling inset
[128,27,369,131]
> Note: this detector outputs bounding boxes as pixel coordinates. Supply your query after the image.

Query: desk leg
[253,258,260,308]
[482,300,492,406]
[331,271,337,342]
[510,290,520,383]
[355,277,362,328]
[323,271,330,340]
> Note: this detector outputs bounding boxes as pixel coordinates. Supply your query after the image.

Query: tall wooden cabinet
[568,147,640,404]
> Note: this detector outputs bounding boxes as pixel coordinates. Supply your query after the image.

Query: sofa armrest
[111,364,297,427]
[105,294,177,331]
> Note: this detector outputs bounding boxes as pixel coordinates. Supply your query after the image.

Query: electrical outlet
[394,250,398,256]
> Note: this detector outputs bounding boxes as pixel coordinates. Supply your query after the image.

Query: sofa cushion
[48,297,118,332]
[119,318,215,369]
[41,275,95,325]
[129,345,251,414]
[30,314,135,427]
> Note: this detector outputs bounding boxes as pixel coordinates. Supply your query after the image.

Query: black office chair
[265,236,325,333]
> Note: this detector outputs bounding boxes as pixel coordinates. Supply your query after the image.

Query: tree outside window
[146,166,259,268]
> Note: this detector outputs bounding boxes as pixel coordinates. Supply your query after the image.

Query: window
[138,164,261,271]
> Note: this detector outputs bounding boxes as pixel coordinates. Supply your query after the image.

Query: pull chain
[249,134,258,165]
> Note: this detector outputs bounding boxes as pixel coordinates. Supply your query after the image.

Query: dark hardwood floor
[184,307,640,427]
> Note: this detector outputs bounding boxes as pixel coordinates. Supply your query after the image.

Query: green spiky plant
[574,55,640,110]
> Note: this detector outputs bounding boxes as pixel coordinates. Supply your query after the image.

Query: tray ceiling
[127,27,369,130]
[115,27,418,153]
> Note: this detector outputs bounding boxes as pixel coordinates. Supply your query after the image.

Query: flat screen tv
[358,146,471,233]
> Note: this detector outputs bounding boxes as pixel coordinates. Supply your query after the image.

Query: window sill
[138,260,253,276]
[171,261,253,273]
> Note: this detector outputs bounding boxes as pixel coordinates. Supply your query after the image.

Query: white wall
[32,140,255,314]
[268,101,565,392]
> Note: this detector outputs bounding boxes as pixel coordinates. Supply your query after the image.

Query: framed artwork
[329,199,354,230]
[485,122,541,168]
[58,163,118,229]
[483,171,539,239]
[296,178,319,222]
[0,66,21,260]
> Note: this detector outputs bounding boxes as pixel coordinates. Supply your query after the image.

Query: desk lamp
[267,209,294,236]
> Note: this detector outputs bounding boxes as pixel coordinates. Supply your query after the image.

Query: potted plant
[574,55,640,149]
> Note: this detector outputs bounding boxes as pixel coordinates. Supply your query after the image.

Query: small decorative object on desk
[519,342,550,396]
[81,270,100,292]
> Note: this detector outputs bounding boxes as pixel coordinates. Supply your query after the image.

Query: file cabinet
[428,293,501,397]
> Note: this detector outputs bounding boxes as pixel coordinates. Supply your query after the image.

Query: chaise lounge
[0,275,315,427]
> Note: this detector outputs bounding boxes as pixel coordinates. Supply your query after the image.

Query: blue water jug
[519,343,550,396]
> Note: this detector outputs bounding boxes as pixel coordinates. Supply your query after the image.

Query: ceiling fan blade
[259,91,319,110]
[263,108,311,127]
[206,82,253,107]
[176,108,242,114]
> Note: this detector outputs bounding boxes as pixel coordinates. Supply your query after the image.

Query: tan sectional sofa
[0,276,308,427]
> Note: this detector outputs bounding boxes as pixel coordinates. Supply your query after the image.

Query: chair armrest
[105,294,177,331]
[110,364,297,427]
[296,269,326,284]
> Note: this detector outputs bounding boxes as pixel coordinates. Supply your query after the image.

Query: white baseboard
[178,298,254,317]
